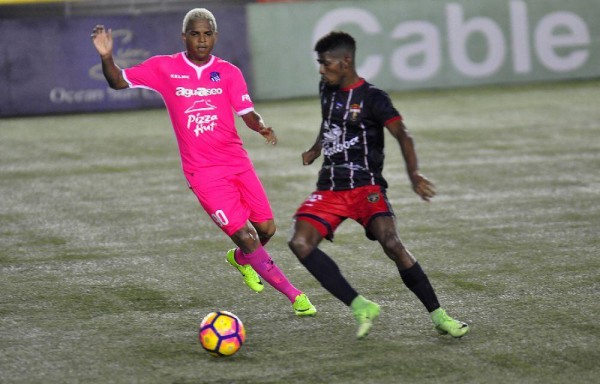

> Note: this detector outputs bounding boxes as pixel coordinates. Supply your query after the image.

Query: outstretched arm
[301,131,322,166]
[386,119,436,201]
[91,25,129,90]
[241,111,277,145]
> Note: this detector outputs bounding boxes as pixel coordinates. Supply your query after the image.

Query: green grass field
[1,80,599,383]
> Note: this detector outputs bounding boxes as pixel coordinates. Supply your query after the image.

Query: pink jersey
[122,53,255,186]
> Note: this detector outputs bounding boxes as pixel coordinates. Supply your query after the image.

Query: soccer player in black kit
[288,31,469,339]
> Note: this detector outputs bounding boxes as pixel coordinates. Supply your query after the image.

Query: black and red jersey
[316,79,402,191]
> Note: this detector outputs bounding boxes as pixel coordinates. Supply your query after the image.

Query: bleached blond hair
[182,8,217,33]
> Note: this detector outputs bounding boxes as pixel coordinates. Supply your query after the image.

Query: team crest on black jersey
[349,104,361,121]
[367,193,380,203]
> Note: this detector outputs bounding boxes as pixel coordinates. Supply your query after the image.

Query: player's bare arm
[91,25,129,90]
[242,111,277,145]
[386,119,436,202]
[301,132,323,165]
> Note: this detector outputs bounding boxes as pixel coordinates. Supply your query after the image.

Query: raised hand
[91,25,113,57]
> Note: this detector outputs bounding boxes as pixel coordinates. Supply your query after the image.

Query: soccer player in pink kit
[90,8,316,316]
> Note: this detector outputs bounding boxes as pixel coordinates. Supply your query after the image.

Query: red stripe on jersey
[385,115,402,126]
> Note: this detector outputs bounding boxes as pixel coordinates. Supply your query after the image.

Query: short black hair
[314,31,356,56]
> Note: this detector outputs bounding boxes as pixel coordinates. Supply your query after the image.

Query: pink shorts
[190,168,273,236]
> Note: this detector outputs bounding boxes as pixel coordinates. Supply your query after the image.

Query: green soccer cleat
[351,295,381,339]
[431,308,470,338]
[292,293,317,316]
[226,249,264,293]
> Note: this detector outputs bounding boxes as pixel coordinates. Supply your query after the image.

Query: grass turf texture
[1,80,598,383]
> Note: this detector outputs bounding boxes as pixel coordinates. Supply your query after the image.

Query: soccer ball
[198,311,246,357]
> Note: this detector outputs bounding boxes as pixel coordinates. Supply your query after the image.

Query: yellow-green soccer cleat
[226,249,264,293]
[431,308,469,338]
[351,295,381,339]
[292,293,317,316]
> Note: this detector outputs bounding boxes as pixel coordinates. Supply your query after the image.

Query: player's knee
[381,238,416,267]
[380,234,404,256]
[288,236,314,260]
[264,223,276,239]
[255,220,276,240]
[231,227,258,249]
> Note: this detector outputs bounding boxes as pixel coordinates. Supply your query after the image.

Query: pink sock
[237,246,302,303]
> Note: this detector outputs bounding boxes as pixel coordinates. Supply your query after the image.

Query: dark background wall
[0,1,254,116]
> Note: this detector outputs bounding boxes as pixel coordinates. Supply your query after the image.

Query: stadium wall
[247,0,600,99]
[0,4,249,117]
[1,0,598,117]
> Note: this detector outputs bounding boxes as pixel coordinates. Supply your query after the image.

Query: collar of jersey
[341,78,365,91]
[181,52,215,79]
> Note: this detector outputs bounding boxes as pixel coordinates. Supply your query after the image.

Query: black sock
[300,248,358,306]
[399,262,440,313]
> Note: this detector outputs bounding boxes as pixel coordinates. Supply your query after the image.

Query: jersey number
[211,210,229,227]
